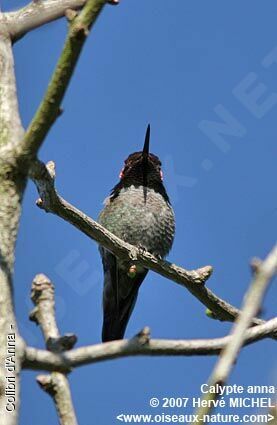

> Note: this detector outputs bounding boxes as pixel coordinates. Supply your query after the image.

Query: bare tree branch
[23,317,277,372]
[5,0,86,40]
[193,244,277,423]
[36,374,77,425]
[30,274,78,425]
[0,27,24,151]
[0,13,26,425]
[18,0,118,163]
[29,159,277,338]
[5,0,119,41]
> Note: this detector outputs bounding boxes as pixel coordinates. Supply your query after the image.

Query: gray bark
[0,13,25,425]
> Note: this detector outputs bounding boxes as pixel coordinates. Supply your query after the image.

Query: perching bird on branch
[98,125,175,342]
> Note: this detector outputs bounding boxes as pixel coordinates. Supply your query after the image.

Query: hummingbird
[98,125,175,342]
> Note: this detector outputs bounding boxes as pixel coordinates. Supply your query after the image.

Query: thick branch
[5,0,87,40]
[19,0,118,161]
[0,13,26,425]
[5,0,119,41]
[0,24,24,152]
[29,160,277,338]
[23,318,277,372]
[193,245,277,422]
[30,274,77,425]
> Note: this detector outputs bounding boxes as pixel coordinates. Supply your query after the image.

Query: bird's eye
[160,170,163,181]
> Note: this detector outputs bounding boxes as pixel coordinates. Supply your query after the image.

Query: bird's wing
[100,247,148,342]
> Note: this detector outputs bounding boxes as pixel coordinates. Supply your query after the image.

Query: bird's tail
[102,283,140,342]
[101,249,148,342]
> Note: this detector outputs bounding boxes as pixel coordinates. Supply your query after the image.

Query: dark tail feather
[102,285,140,342]
[101,249,148,342]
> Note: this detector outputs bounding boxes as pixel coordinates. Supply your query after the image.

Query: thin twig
[30,274,78,425]
[23,317,277,373]
[193,245,277,423]
[29,160,277,338]
[19,0,117,162]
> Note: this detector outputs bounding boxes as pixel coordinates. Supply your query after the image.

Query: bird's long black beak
[142,124,150,181]
[142,124,150,201]
[143,124,150,158]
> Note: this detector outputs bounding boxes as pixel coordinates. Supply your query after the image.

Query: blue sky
[2,1,277,423]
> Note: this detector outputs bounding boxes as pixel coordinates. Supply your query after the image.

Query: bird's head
[118,125,163,187]
[110,124,169,203]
